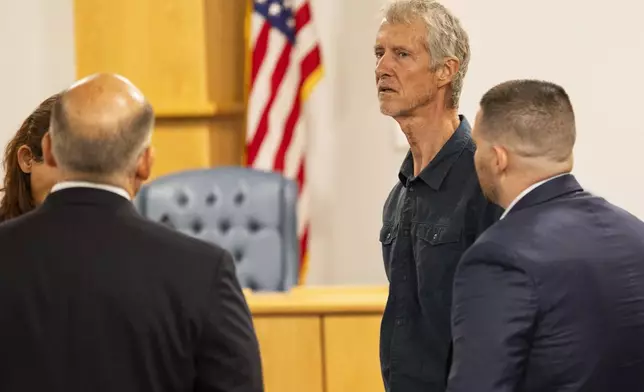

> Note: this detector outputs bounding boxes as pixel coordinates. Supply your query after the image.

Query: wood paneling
[75,0,212,114]
[324,315,384,392]
[203,0,248,105]
[150,119,210,179]
[151,116,244,179]
[253,316,324,392]
[246,286,388,392]
[74,0,247,175]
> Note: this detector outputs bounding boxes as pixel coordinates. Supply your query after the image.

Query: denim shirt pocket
[415,222,464,304]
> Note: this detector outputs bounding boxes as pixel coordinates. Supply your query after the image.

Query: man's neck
[498,168,572,210]
[396,106,460,176]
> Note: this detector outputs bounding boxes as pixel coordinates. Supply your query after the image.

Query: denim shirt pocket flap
[418,223,461,245]
[379,223,399,245]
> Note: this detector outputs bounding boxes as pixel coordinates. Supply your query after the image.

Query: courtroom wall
[303,0,644,285]
[0,0,642,287]
[451,0,644,218]
[0,0,76,178]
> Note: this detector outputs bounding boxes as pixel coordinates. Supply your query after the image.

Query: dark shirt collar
[398,115,471,190]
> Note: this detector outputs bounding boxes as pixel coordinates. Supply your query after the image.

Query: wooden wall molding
[74,0,247,179]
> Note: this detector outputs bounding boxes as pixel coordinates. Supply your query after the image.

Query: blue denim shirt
[380,116,503,392]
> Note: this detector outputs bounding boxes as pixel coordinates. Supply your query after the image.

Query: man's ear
[17,145,34,173]
[436,57,460,89]
[492,145,509,174]
[135,145,155,182]
[42,132,58,168]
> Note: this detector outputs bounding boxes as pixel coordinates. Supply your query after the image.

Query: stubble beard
[379,92,432,118]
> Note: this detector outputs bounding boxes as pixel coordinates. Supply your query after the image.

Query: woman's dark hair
[0,93,60,222]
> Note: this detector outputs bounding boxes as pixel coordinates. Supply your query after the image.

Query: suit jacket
[447,174,644,392]
[0,187,263,392]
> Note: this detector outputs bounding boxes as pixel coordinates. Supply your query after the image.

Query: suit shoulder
[461,225,528,271]
[0,208,43,237]
[463,232,510,260]
[605,200,644,228]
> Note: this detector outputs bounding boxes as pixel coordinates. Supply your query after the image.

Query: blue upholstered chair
[133,167,299,292]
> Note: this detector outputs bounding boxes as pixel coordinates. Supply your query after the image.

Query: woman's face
[17,144,61,205]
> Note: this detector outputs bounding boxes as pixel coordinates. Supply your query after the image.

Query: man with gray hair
[375,1,502,391]
[0,73,264,392]
[447,79,644,391]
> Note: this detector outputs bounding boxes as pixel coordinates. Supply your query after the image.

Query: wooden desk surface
[244,285,388,315]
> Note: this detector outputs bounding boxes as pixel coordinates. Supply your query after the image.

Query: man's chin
[379,104,400,117]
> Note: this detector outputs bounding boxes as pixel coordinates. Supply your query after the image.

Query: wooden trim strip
[154,102,246,118]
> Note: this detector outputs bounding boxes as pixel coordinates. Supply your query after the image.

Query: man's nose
[375,54,393,79]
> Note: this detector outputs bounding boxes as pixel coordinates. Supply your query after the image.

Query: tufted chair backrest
[133,167,299,291]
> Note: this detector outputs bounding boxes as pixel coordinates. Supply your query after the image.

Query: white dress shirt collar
[500,173,569,219]
[50,181,131,201]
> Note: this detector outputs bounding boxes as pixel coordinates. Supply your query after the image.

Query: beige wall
[304,0,644,285]
[304,0,403,285]
[1,0,643,286]
[0,0,75,172]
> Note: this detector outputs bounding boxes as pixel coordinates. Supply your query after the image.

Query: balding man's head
[47,73,154,180]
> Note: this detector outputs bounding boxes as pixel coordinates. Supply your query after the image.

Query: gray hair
[382,0,470,108]
[49,98,154,177]
[478,79,576,163]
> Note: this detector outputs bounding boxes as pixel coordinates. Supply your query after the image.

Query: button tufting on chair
[233,248,244,262]
[176,192,189,207]
[219,220,231,234]
[205,193,217,206]
[234,191,245,206]
[160,214,174,229]
[133,167,299,292]
[248,219,262,233]
[191,219,203,234]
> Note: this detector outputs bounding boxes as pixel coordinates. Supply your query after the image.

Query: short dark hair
[50,97,154,176]
[478,79,576,162]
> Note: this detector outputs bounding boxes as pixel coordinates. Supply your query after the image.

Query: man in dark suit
[446,79,644,392]
[0,73,264,392]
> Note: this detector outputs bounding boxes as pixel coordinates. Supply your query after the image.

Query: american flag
[245,0,323,284]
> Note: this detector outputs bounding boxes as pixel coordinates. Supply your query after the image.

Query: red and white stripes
[245,0,322,283]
